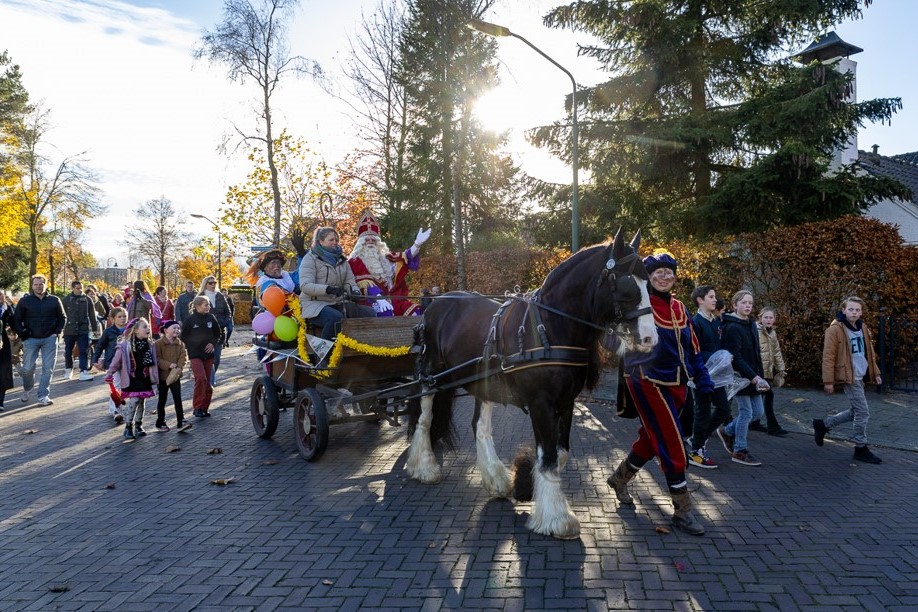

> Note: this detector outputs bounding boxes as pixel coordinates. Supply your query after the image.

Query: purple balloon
[252,311,276,335]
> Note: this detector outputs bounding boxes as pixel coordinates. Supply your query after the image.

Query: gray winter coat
[298,251,359,319]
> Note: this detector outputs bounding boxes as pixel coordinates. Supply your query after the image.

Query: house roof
[858,150,918,204]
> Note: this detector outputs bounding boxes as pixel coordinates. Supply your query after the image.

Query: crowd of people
[0,274,236,443]
[608,250,884,536]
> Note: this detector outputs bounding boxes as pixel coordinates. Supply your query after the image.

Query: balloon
[274,315,299,342]
[261,286,287,316]
[252,311,276,335]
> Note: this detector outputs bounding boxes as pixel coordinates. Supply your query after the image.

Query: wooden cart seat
[338,317,418,357]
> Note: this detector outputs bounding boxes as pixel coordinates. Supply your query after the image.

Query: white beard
[351,239,394,288]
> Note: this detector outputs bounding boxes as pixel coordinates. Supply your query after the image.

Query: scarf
[312,244,343,267]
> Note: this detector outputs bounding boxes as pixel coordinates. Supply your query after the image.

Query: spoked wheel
[294,388,328,461]
[250,376,281,439]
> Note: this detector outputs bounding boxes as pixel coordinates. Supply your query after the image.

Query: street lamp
[190,213,222,288]
[466,17,580,252]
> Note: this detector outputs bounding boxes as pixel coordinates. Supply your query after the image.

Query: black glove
[325,285,344,297]
[290,225,306,258]
[350,288,362,298]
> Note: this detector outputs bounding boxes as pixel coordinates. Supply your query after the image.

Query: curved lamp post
[190,213,222,288]
[466,17,580,252]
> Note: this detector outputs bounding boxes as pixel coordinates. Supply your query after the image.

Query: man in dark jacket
[13,274,66,405]
[62,280,95,381]
[174,281,196,325]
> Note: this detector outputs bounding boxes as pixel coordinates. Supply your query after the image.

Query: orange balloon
[261,285,286,316]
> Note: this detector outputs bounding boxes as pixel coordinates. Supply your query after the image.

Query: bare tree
[339,1,410,209]
[194,0,321,247]
[130,196,191,287]
[12,105,104,276]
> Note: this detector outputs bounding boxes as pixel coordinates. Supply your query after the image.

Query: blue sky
[0,0,914,264]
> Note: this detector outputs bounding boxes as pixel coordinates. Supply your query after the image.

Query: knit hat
[642,250,678,274]
[161,320,180,332]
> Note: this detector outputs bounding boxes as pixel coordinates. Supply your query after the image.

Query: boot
[606,460,639,505]
[853,445,882,464]
[670,489,705,535]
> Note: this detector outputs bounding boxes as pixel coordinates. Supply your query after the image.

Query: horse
[406,229,658,539]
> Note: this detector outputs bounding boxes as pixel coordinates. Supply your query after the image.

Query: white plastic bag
[726,374,752,400]
[705,350,735,390]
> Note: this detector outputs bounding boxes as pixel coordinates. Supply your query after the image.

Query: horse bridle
[595,248,652,323]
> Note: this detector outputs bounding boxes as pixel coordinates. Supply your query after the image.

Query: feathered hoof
[481,463,512,498]
[527,510,581,540]
[406,452,441,484]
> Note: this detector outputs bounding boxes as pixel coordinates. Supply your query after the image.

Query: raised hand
[413,227,432,248]
[290,224,306,258]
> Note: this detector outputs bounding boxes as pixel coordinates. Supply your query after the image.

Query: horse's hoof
[527,511,581,540]
[481,463,513,498]
[406,453,441,484]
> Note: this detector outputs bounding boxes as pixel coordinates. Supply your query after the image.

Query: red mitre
[357,210,380,239]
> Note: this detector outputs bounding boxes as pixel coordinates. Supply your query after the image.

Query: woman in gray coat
[298,227,374,340]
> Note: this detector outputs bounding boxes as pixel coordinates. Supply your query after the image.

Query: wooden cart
[249,317,419,461]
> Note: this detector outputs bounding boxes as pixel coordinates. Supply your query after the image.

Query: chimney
[795,32,863,171]
[871,144,879,155]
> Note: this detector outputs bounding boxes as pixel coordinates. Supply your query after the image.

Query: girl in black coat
[0,297,15,410]
[717,290,770,467]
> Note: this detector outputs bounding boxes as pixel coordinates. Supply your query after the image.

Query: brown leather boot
[606,460,639,505]
[671,490,705,535]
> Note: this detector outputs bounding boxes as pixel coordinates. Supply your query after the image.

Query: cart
[249,316,419,461]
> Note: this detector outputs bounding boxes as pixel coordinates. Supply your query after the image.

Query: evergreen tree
[397,0,520,284]
[533,0,909,241]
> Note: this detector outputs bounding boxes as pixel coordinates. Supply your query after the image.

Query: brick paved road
[1,339,916,610]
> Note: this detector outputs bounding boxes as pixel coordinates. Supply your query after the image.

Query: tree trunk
[264,86,282,247]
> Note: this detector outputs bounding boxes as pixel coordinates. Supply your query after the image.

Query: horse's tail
[512,444,535,502]
[407,387,458,451]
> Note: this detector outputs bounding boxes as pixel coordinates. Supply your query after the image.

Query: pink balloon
[252,311,276,335]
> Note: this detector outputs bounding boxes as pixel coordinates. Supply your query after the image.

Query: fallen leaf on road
[655,526,670,534]
[48,584,70,593]
[104,483,116,489]
[798,525,809,532]
[22,429,39,435]
[791,398,806,404]
[674,561,687,571]
[210,477,236,486]
[165,445,181,453]
[322,579,333,585]
[262,459,279,465]
[207,447,223,454]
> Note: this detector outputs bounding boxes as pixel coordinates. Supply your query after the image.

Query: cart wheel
[250,376,281,439]
[294,388,328,461]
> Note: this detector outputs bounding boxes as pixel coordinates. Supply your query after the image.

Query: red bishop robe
[348,249,422,316]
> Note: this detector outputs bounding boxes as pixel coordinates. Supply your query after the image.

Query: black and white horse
[406,229,657,539]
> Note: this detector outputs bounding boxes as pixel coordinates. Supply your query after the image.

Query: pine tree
[396,0,520,284]
[533,0,910,241]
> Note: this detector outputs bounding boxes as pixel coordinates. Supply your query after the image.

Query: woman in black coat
[717,290,770,467]
[0,295,15,410]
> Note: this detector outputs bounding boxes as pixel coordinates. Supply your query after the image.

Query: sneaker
[748,420,767,432]
[114,414,124,425]
[813,419,828,447]
[123,426,135,442]
[64,369,74,381]
[731,450,762,466]
[716,426,734,454]
[193,409,205,418]
[177,421,193,432]
[853,445,882,464]
[688,448,718,469]
[767,427,789,437]
[155,424,170,432]
[134,424,147,437]
[21,390,31,403]
[202,411,211,417]
[79,370,94,381]
[38,396,53,406]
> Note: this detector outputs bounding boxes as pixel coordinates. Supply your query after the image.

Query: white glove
[372,299,394,314]
[412,227,431,250]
